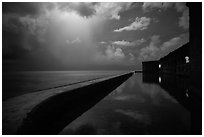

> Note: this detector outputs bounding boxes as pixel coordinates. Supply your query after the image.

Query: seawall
[3,71,134,135]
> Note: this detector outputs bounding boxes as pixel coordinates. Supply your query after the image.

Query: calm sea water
[3,71,127,100]
[59,73,197,135]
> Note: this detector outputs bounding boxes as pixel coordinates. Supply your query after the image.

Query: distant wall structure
[142,3,202,91]
[159,43,190,76]
[142,61,159,73]
[141,3,202,95]
[142,42,190,76]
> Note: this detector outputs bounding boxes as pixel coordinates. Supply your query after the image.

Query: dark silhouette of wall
[142,73,202,134]
[142,2,202,89]
[158,74,201,135]
[142,43,189,76]
[188,3,202,90]
[159,43,190,76]
[142,61,159,73]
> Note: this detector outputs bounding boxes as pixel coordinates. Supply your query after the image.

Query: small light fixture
[186,89,189,98]
[159,64,161,68]
[185,56,190,63]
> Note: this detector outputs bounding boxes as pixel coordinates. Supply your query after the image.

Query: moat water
[59,73,200,135]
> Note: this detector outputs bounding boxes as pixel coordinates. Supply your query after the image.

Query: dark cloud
[2,28,44,61]
[2,3,49,62]
[2,2,43,16]
[58,3,96,18]
[2,13,45,61]
[3,31,28,60]
[2,14,23,32]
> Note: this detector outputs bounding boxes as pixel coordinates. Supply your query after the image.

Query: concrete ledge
[3,71,134,135]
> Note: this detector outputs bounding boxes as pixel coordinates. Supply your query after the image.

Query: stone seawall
[3,71,134,135]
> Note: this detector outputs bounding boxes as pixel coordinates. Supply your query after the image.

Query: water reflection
[143,73,202,134]
[143,73,202,111]
[60,73,201,135]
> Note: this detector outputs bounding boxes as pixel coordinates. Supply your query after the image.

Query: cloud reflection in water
[60,73,190,135]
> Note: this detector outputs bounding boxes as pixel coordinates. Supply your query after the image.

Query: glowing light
[185,56,190,63]
[186,89,189,98]
[159,76,161,83]
[159,64,161,68]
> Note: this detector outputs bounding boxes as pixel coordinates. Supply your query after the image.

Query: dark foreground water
[59,73,201,135]
[3,71,201,134]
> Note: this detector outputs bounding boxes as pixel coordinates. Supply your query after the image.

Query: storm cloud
[3,2,189,71]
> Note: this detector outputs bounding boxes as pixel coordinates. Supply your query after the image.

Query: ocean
[3,70,127,100]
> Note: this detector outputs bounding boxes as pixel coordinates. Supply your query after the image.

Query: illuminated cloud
[93,45,127,65]
[114,17,151,32]
[139,33,189,61]
[175,3,189,30]
[99,41,107,44]
[66,37,81,44]
[161,37,181,51]
[105,45,125,60]
[135,38,147,46]
[160,33,189,52]
[139,35,160,61]
[112,38,146,46]
[112,40,134,46]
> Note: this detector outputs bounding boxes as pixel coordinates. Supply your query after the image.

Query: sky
[2,2,189,71]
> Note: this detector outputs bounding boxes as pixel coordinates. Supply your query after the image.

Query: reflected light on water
[185,89,189,98]
[159,76,162,83]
